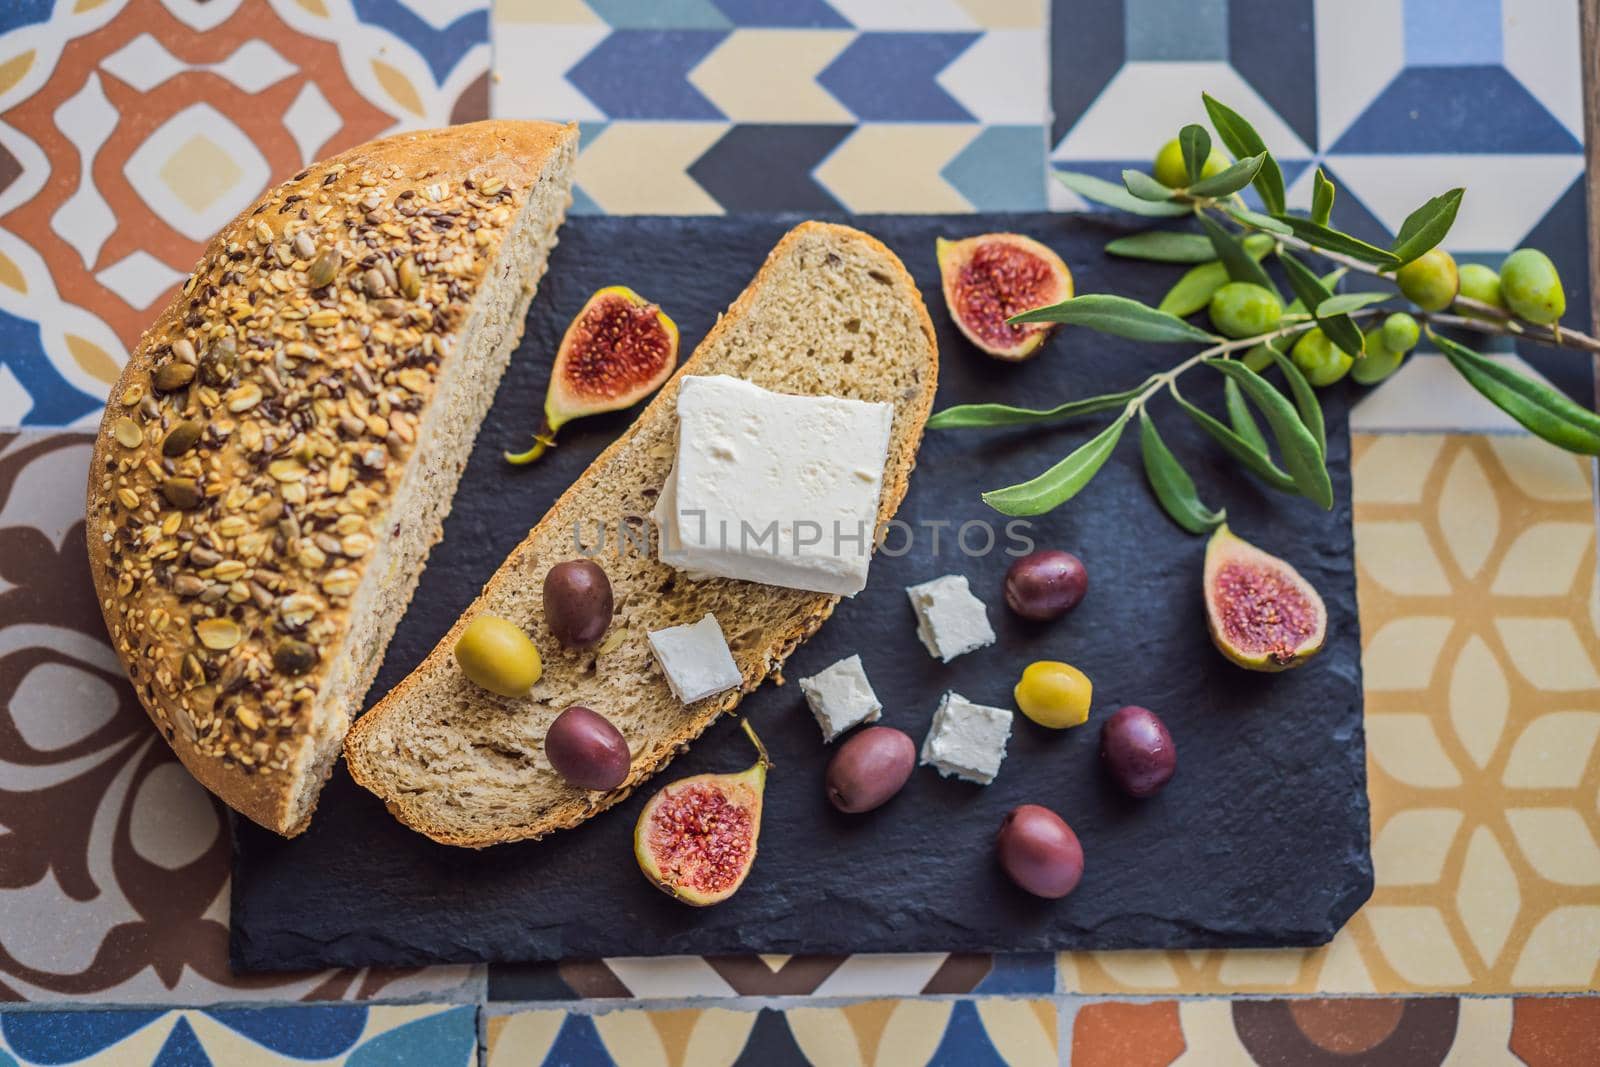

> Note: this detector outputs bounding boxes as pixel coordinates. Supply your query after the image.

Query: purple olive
[1100,705,1176,798]
[545,705,630,790]
[543,560,613,648]
[1004,549,1087,621]
[997,804,1084,899]
[825,726,916,813]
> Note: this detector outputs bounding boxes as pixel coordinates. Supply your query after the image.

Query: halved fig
[634,719,769,906]
[937,233,1073,360]
[1204,524,1327,671]
[506,285,678,464]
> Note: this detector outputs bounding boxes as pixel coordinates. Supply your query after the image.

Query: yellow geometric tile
[812,125,977,213]
[973,999,1057,1066]
[1505,808,1600,885]
[578,123,727,215]
[1372,808,1463,885]
[1364,906,1474,987]
[1511,906,1600,987]
[486,1011,565,1067]
[1485,435,1595,502]
[956,0,1046,28]
[1364,618,1455,690]
[1355,520,1453,595]
[1455,825,1521,968]
[1352,434,1444,504]
[1491,522,1593,596]
[690,31,854,123]
[494,0,598,22]
[592,1006,756,1067]
[1494,618,1600,690]
[1449,634,1509,769]
[1501,711,1600,789]
[1437,446,1500,579]
[1368,713,1463,788]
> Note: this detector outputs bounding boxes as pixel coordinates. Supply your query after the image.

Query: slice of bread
[86,121,578,837]
[345,222,940,847]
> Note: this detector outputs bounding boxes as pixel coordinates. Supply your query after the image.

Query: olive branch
[930,93,1600,529]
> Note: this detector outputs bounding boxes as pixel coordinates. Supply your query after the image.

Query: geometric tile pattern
[0,0,489,427]
[1058,433,1600,995]
[485,998,1059,1067]
[0,1003,477,1065]
[491,0,1050,218]
[1048,0,1591,403]
[1071,995,1600,1065]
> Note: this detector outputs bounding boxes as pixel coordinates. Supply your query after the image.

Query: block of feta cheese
[920,691,1013,785]
[797,654,882,741]
[906,574,995,662]
[647,614,742,704]
[652,375,894,596]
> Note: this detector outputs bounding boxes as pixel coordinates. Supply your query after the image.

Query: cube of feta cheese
[652,375,894,596]
[797,654,882,741]
[920,691,1012,785]
[647,614,742,704]
[906,574,995,662]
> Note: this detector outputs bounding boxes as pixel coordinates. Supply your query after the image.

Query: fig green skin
[1208,282,1283,339]
[825,727,916,814]
[1381,312,1420,354]
[1457,263,1504,317]
[1351,328,1404,386]
[1291,327,1352,387]
[1499,248,1566,325]
[1152,139,1227,188]
[543,559,614,648]
[1396,248,1459,312]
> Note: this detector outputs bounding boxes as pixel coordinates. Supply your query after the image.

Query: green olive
[1499,248,1565,325]
[1208,282,1283,339]
[1456,263,1504,317]
[1152,138,1228,188]
[454,614,542,697]
[1291,327,1353,387]
[1242,342,1275,372]
[1381,312,1420,354]
[1396,248,1459,312]
[1351,328,1405,386]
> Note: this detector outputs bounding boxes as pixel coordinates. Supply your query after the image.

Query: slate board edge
[228,212,1372,972]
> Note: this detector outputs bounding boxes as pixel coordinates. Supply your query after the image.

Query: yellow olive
[1395,248,1458,312]
[1014,660,1092,729]
[1499,248,1565,325]
[454,614,542,697]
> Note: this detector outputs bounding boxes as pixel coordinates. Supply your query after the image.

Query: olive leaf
[1311,168,1336,227]
[1278,251,1365,358]
[1388,188,1464,267]
[1185,153,1267,200]
[1170,384,1297,492]
[1123,169,1180,202]
[1262,341,1326,457]
[1316,292,1392,316]
[1010,294,1220,343]
[1139,413,1225,534]
[1205,359,1333,508]
[1198,214,1277,295]
[928,382,1150,429]
[980,415,1129,516]
[1270,215,1401,269]
[1430,331,1600,455]
[1055,171,1192,218]
[1201,94,1286,214]
[1179,124,1211,185]
[1225,205,1291,235]
[1223,376,1268,454]
[1158,261,1232,316]
[1105,232,1217,263]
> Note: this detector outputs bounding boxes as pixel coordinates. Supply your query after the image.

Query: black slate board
[230,213,1371,971]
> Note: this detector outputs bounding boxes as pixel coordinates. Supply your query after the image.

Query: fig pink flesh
[561,296,673,405]
[949,242,1060,352]
[1211,560,1321,660]
[644,782,755,897]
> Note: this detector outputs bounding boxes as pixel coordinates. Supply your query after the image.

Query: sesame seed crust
[85,120,578,835]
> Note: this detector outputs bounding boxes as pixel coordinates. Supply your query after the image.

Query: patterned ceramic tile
[0,0,489,428]
[488,952,1057,1002]
[485,997,1058,1066]
[1071,995,1600,1066]
[0,1003,476,1065]
[1048,0,1591,405]
[489,0,1050,217]
[0,431,478,1003]
[1058,432,1600,995]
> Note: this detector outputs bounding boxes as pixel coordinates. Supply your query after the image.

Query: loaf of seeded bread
[85,120,579,836]
[345,221,940,847]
